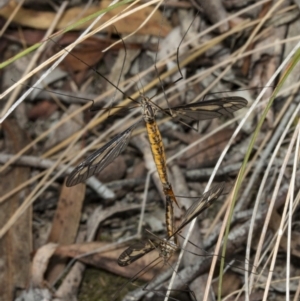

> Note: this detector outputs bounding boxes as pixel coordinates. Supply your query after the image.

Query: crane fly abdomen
[145,121,168,185]
[165,195,177,243]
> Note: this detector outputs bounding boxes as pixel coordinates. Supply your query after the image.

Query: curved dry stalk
[261,124,300,301]
[242,53,300,301]
[166,2,297,301]
[247,103,300,288]
[0,31,297,185]
[236,85,300,212]
[0,0,160,122]
[1,1,299,298]
[2,8,293,179]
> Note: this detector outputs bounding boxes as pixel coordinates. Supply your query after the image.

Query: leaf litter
[0,1,300,301]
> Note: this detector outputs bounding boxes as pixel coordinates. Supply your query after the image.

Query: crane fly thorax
[159,238,178,262]
[140,95,156,123]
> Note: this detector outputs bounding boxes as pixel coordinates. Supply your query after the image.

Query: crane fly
[52,19,247,208]
[117,183,224,267]
[66,97,247,192]
[114,184,224,300]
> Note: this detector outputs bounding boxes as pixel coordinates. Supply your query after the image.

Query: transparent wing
[168,97,248,123]
[118,241,155,267]
[66,122,140,187]
[171,183,225,237]
[119,183,225,266]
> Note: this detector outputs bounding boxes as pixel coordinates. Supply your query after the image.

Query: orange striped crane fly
[114,184,224,300]
[59,24,247,208]
[66,98,247,200]
[118,183,224,266]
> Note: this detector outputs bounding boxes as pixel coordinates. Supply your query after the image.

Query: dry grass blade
[1,1,300,301]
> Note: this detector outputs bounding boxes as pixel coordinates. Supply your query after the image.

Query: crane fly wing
[171,183,225,238]
[66,97,246,186]
[168,97,248,123]
[118,241,155,267]
[118,184,225,266]
[66,122,139,187]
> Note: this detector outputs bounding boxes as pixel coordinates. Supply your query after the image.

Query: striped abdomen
[145,120,169,187]
[165,195,178,245]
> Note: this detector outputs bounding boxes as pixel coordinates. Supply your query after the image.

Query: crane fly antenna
[47,37,139,108]
[175,11,201,86]
[153,3,172,114]
[152,9,200,113]
[105,26,131,115]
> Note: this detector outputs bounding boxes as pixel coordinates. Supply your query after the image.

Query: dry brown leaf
[224,292,264,301]
[47,183,85,244]
[0,1,171,36]
[31,243,58,288]
[56,34,144,72]
[0,119,32,300]
[178,128,238,169]
[46,181,86,283]
[55,36,106,73]
[97,155,127,183]
[212,271,241,297]
[60,46,103,73]
[55,241,107,257]
[6,30,145,71]
[55,241,176,281]
[27,100,58,120]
